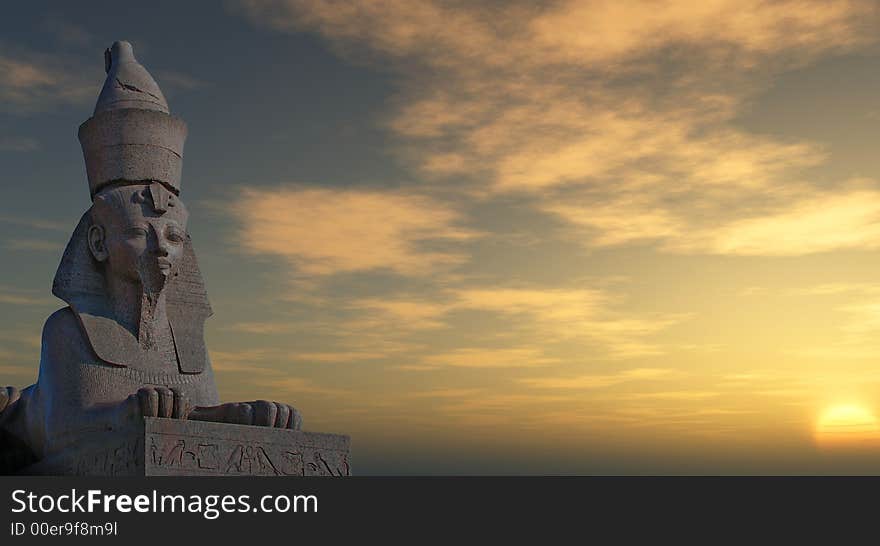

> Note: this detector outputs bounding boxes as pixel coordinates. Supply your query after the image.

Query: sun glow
[815,404,880,447]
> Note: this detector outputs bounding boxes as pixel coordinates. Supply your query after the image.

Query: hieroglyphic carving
[150,438,219,470]
[282,451,305,475]
[21,418,351,476]
[224,445,278,474]
[72,436,143,476]
[145,431,350,476]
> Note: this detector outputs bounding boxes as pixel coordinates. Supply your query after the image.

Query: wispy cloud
[293,351,385,363]
[407,388,484,399]
[347,298,452,330]
[220,321,298,334]
[619,390,721,401]
[5,239,62,252]
[0,215,72,232]
[249,376,350,398]
[0,287,56,307]
[209,348,350,398]
[230,186,478,277]
[419,347,559,369]
[0,364,34,375]
[239,1,872,71]
[0,46,98,113]
[787,294,880,360]
[238,0,879,257]
[350,286,683,359]
[0,346,38,378]
[792,283,880,296]
[209,348,283,372]
[695,189,880,256]
[0,331,42,350]
[520,367,677,389]
[436,393,574,415]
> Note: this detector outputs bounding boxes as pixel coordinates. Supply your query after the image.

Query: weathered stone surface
[0,41,341,475]
[21,418,351,476]
[79,41,186,197]
[95,40,168,115]
[79,109,187,197]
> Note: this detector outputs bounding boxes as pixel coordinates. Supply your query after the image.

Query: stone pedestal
[21,418,351,476]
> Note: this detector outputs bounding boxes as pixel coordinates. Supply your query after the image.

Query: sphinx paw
[135,386,190,419]
[226,401,302,430]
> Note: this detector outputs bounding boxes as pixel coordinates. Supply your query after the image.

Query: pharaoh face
[88,184,189,291]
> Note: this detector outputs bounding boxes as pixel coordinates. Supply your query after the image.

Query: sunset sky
[5,1,880,474]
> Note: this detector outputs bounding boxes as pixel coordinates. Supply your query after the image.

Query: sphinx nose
[156,237,171,256]
[148,226,170,256]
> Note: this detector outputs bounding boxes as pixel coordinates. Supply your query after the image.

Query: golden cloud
[0,56,55,88]
[350,285,682,361]
[238,0,879,256]
[519,367,677,389]
[220,321,296,334]
[529,0,872,63]
[0,49,97,112]
[0,331,41,349]
[239,0,873,68]
[435,393,575,415]
[231,186,478,276]
[347,298,453,330]
[699,190,880,256]
[407,388,484,399]
[248,376,350,398]
[223,2,880,448]
[0,287,56,307]
[619,390,721,401]
[420,347,559,369]
[293,351,386,362]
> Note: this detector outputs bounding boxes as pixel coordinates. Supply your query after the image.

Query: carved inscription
[146,433,350,476]
[22,421,351,476]
[150,438,219,470]
[74,436,143,476]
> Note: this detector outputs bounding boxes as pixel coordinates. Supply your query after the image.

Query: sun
[815,404,880,447]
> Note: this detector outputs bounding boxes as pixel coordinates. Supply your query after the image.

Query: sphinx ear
[88,224,108,262]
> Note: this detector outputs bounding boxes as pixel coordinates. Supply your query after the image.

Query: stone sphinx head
[51,40,211,374]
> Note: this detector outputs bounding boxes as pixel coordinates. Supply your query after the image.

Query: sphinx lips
[156,257,173,274]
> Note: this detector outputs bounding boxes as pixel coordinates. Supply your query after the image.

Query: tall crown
[78,41,187,199]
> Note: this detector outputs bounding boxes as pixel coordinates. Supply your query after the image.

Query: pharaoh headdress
[52,41,211,374]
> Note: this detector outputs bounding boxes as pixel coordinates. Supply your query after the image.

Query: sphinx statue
[0,41,308,474]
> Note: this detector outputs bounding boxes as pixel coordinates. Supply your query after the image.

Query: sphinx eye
[166,227,185,244]
[126,226,148,238]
